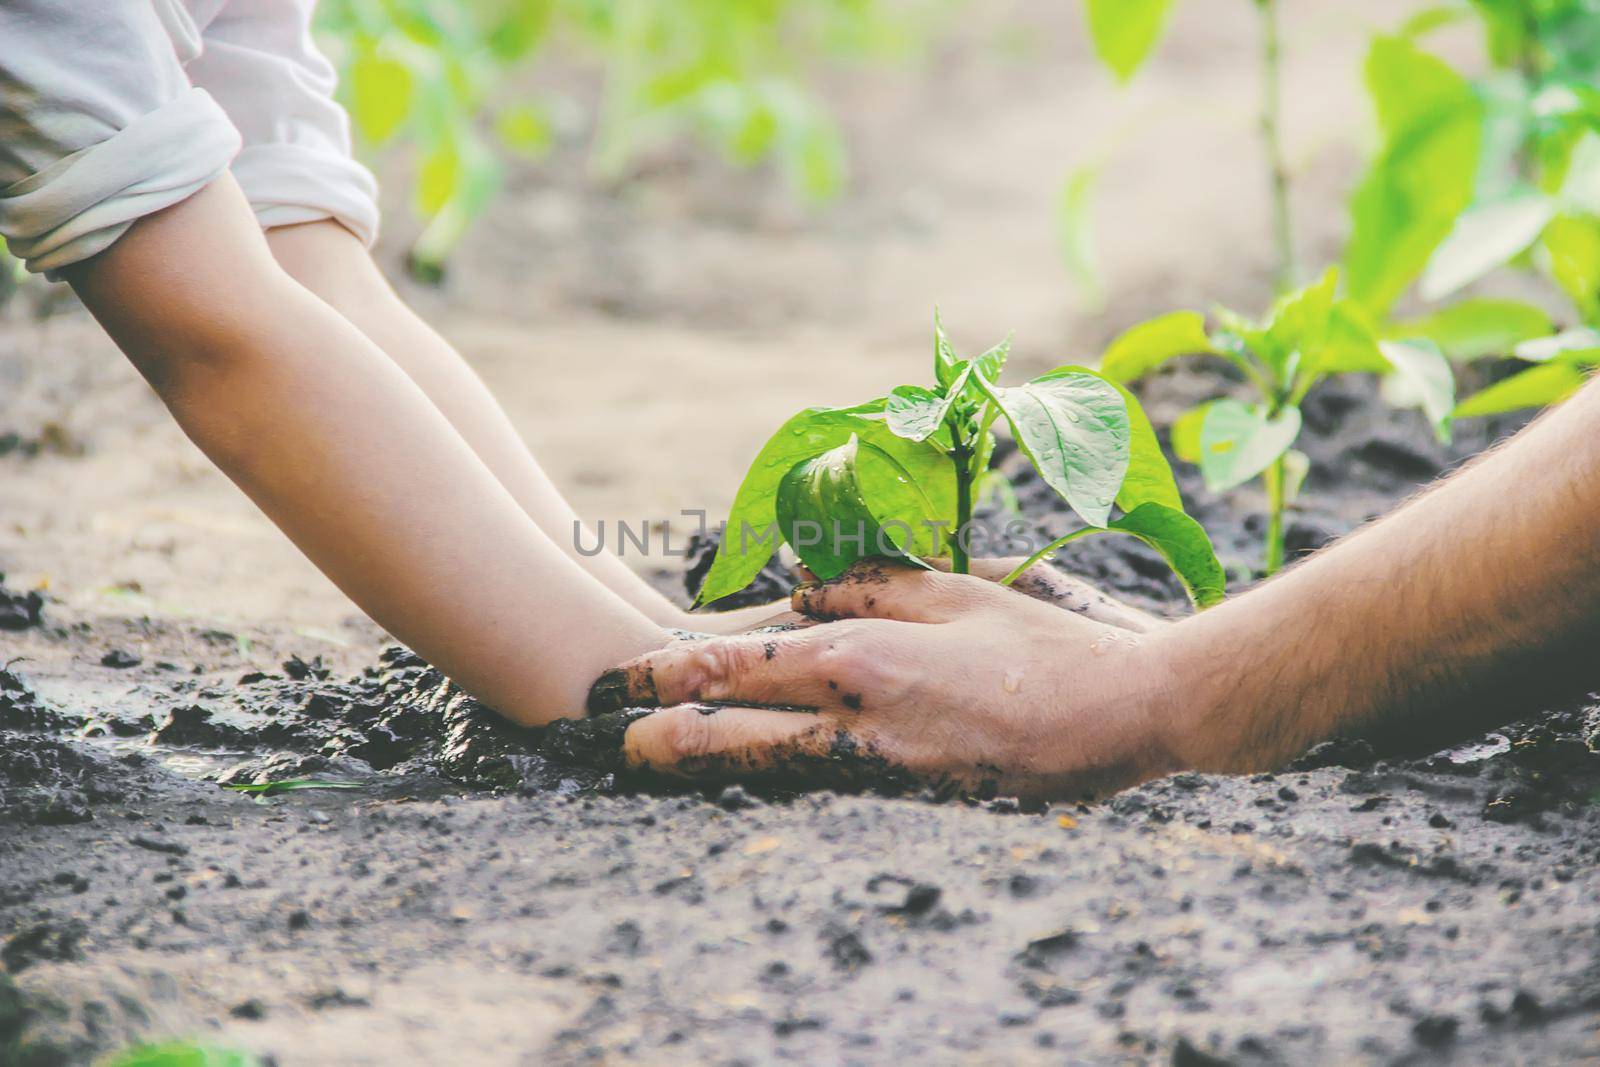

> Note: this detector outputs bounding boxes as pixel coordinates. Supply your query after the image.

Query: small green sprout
[222,779,363,798]
[1102,267,1456,575]
[697,312,1226,609]
[103,1043,259,1067]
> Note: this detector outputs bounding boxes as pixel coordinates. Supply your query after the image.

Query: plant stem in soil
[1257,0,1295,295]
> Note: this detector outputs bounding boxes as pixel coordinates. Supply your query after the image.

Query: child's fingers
[791,558,1007,624]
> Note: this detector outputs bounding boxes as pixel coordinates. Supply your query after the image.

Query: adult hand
[601,559,1187,801]
[925,556,1168,633]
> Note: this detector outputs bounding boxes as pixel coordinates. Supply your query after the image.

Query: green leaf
[1170,403,1212,465]
[1378,338,1456,440]
[1399,4,1471,38]
[697,407,953,604]
[1112,381,1182,513]
[1453,361,1589,417]
[1106,503,1226,608]
[1084,0,1176,82]
[350,48,413,145]
[1198,401,1303,493]
[106,1044,259,1067]
[977,371,1131,528]
[1038,366,1183,512]
[1469,0,1530,67]
[1419,191,1556,301]
[416,139,462,217]
[1514,327,1600,363]
[496,103,553,159]
[1387,298,1555,361]
[933,308,961,388]
[972,337,1011,388]
[1541,215,1600,324]
[886,376,961,443]
[1263,266,1341,377]
[774,436,926,580]
[223,779,363,797]
[1345,35,1483,315]
[1312,300,1391,374]
[1557,130,1600,216]
[1059,164,1104,306]
[486,2,552,61]
[1099,311,1215,383]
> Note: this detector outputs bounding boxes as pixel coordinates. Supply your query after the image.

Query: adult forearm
[1164,379,1600,772]
[67,181,664,723]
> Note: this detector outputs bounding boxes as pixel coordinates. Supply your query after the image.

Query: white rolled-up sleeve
[0,1,242,278]
[0,88,240,278]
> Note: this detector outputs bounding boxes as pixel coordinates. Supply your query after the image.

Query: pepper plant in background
[315,0,949,277]
[1100,268,1456,574]
[1075,0,1599,569]
[696,314,1226,609]
[1367,1,1600,419]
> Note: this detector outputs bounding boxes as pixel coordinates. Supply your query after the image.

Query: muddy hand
[588,558,1160,716]
[615,559,1185,801]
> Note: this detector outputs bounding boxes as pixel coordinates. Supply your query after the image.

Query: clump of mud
[0,731,147,827]
[0,575,44,631]
[186,648,628,795]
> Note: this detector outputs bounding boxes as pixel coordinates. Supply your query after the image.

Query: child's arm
[260,220,789,635]
[63,176,665,725]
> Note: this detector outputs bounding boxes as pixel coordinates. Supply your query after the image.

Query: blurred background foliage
[0,0,1596,369]
[1071,0,1600,417]
[315,0,953,276]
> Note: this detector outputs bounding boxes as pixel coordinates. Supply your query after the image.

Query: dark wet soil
[4,370,1600,1064]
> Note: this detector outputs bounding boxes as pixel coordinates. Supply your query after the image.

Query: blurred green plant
[1074,0,1599,573]
[317,0,947,277]
[1101,267,1455,574]
[1367,1,1600,417]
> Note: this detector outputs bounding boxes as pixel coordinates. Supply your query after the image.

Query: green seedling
[222,779,363,798]
[1102,267,1456,575]
[103,1043,259,1067]
[696,313,1225,609]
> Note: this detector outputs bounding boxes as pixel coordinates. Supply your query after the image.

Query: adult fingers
[790,558,1008,624]
[956,557,1169,632]
[624,704,835,776]
[623,704,905,791]
[589,620,895,713]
